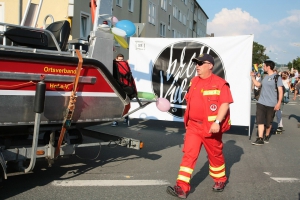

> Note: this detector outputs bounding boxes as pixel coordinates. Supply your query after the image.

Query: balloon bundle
[98,16,136,49]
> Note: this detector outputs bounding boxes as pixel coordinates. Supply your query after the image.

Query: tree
[252,41,269,65]
[287,57,300,71]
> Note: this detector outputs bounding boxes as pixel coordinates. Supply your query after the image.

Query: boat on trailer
[0,0,153,187]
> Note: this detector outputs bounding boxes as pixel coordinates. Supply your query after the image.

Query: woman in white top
[281,71,291,91]
[275,71,290,132]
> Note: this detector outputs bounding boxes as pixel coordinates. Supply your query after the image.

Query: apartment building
[0,0,208,58]
[113,0,208,58]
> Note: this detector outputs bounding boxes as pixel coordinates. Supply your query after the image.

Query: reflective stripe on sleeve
[203,90,220,95]
[208,115,217,122]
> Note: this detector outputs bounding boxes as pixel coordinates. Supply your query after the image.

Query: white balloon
[111,27,127,37]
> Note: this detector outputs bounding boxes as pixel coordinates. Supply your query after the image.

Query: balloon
[137,92,156,100]
[115,20,136,37]
[111,16,119,25]
[114,34,128,49]
[156,98,171,112]
[111,27,127,37]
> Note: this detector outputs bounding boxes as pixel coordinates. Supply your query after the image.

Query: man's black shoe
[252,137,264,145]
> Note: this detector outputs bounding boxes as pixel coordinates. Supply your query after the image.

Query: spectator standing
[275,71,290,132]
[292,79,300,100]
[111,54,131,127]
[250,60,283,145]
[166,54,233,198]
[290,74,296,93]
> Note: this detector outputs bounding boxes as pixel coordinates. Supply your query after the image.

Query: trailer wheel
[68,129,83,144]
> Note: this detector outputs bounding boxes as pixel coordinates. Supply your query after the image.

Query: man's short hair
[264,60,275,70]
[116,54,124,58]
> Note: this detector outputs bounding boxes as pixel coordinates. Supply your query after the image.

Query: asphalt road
[1,98,300,200]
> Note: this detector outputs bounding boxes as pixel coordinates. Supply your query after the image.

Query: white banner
[128,35,253,127]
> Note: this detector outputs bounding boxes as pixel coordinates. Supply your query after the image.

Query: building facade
[112,0,208,58]
[0,0,208,58]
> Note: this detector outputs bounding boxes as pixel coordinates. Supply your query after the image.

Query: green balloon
[137,92,156,100]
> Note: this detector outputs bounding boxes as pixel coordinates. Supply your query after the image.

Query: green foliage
[287,57,300,71]
[252,41,269,65]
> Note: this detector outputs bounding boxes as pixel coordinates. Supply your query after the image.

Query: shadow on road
[189,139,244,194]
[0,118,248,199]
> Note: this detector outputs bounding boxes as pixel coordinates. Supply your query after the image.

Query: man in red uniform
[167,54,233,198]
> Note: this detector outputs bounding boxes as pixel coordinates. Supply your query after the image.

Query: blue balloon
[115,20,136,37]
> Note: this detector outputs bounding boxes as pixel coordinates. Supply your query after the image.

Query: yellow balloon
[114,34,128,49]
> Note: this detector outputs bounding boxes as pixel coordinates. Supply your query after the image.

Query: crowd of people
[252,69,299,101]
[251,66,299,144]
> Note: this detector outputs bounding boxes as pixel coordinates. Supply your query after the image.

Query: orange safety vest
[184,74,231,135]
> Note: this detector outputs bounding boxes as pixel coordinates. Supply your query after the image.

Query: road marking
[52,180,170,186]
[271,177,300,183]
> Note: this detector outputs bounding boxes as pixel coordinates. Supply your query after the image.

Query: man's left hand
[209,123,220,133]
[274,103,281,111]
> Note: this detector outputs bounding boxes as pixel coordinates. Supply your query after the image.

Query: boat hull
[0,50,129,132]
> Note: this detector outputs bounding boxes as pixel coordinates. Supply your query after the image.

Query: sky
[197,0,300,64]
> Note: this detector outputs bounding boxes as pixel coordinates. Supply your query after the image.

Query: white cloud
[278,10,300,25]
[207,8,300,63]
[207,8,267,36]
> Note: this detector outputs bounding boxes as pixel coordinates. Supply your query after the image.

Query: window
[189,21,193,30]
[178,10,182,22]
[128,0,134,12]
[177,31,181,38]
[159,22,166,37]
[161,0,167,11]
[116,0,123,7]
[148,1,156,25]
[168,14,171,30]
[183,14,186,25]
[191,2,194,13]
[169,0,172,5]
[0,3,4,31]
[173,6,177,19]
[184,0,188,5]
[80,12,91,39]
[172,29,176,38]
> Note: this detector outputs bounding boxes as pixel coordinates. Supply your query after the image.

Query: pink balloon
[112,16,119,25]
[156,98,171,112]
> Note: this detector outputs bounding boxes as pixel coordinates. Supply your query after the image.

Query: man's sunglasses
[195,61,211,66]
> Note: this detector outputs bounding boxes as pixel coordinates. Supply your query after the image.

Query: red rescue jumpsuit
[176,74,233,193]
